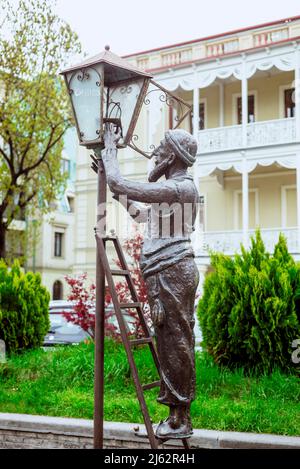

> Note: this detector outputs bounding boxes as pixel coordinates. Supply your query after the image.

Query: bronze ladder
[95,233,191,450]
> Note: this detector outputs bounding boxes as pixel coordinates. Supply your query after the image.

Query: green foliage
[0,260,50,354]
[197,231,300,375]
[0,0,82,258]
[0,342,299,435]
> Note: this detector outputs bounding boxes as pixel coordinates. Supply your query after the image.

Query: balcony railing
[198,118,296,153]
[137,57,149,70]
[253,28,289,47]
[206,39,239,57]
[161,48,193,67]
[127,23,293,71]
[197,227,298,255]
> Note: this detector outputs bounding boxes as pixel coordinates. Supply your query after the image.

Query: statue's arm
[101,146,177,204]
[94,124,177,203]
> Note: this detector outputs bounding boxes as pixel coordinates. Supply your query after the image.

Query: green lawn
[0,340,299,436]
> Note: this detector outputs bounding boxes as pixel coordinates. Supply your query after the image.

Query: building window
[61,158,71,176]
[199,195,206,231]
[54,232,63,257]
[237,95,255,124]
[199,102,205,130]
[284,88,295,118]
[192,102,206,132]
[53,280,63,300]
[66,195,75,213]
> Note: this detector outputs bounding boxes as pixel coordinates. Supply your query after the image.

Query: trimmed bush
[0,260,50,354]
[197,231,300,375]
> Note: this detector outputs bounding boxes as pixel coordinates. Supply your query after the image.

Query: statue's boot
[155,405,192,439]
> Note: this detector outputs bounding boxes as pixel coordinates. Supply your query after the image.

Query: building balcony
[130,19,297,72]
[198,118,296,154]
[197,227,298,256]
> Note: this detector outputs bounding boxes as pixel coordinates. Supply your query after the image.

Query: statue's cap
[165,129,197,167]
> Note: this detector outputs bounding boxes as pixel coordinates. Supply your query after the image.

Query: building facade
[28,127,77,300]
[71,16,300,297]
[122,15,300,286]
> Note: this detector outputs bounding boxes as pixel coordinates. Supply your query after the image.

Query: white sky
[55,0,300,57]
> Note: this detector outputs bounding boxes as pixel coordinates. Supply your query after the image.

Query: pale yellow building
[74,15,300,292]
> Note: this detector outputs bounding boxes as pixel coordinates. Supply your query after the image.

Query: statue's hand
[151,298,165,327]
[104,123,122,150]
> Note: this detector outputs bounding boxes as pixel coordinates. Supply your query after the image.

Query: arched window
[53,280,63,300]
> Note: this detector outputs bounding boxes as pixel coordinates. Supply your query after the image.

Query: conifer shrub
[197,231,300,374]
[0,260,50,354]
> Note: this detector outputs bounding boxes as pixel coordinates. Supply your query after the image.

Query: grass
[0,339,299,436]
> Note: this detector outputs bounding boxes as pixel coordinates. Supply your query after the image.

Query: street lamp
[60,45,152,149]
[61,47,153,450]
[60,47,192,449]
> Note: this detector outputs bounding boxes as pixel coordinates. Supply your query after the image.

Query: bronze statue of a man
[101,125,200,439]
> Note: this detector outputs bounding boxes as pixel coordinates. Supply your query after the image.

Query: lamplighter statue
[61,46,198,447]
[101,124,200,439]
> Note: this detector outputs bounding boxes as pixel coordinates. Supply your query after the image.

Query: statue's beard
[148,159,169,182]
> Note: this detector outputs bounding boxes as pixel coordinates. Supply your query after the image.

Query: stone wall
[0,413,299,449]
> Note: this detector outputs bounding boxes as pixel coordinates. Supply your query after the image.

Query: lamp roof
[60,46,152,84]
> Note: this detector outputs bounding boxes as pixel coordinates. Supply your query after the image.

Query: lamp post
[60,46,152,449]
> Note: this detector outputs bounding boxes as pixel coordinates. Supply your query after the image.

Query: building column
[219,82,225,127]
[296,156,300,252]
[242,59,248,147]
[193,164,203,254]
[295,47,300,141]
[193,86,200,139]
[242,156,249,248]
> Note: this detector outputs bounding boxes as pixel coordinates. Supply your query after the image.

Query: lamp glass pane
[104,79,144,144]
[69,68,102,142]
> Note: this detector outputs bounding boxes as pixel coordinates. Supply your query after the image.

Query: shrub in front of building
[197,231,300,375]
[0,260,50,354]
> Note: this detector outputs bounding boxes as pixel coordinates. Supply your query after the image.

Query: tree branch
[19,190,37,208]
[19,111,37,173]
[0,146,12,171]
[22,124,67,176]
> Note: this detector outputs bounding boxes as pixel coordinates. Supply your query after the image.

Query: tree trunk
[0,221,6,260]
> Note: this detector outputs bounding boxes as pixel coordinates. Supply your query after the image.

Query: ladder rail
[110,237,161,373]
[96,233,191,450]
[96,235,158,449]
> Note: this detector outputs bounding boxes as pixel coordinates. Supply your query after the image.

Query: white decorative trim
[197,154,299,178]
[225,169,296,181]
[155,45,296,92]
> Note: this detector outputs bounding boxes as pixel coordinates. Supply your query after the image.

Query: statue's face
[148,139,172,182]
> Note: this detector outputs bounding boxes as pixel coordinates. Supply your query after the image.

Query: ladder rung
[111,269,129,276]
[130,337,152,347]
[142,380,161,391]
[120,302,141,309]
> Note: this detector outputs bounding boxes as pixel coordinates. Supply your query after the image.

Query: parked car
[43,299,147,346]
[43,300,90,346]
